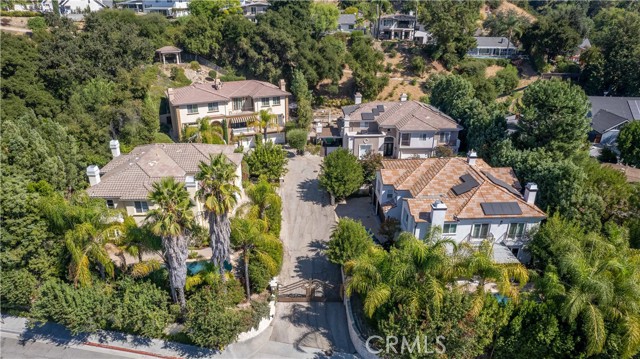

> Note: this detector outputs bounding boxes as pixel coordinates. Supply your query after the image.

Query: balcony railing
[232,127,255,136]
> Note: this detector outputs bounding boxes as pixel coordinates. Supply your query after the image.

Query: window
[106,199,115,209]
[471,223,490,239]
[404,213,409,225]
[420,133,427,141]
[207,102,218,113]
[442,223,457,235]
[230,121,248,129]
[508,223,526,239]
[401,133,410,146]
[251,6,256,14]
[261,98,270,107]
[232,98,244,111]
[134,201,149,214]
[186,104,199,115]
[439,132,450,143]
[272,97,280,106]
[386,191,393,199]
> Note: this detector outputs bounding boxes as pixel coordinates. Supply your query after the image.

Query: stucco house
[240,0,269,22]
[374,153,545,263]
[467,37,517,59]
[42,0,110,14]
[588,96,640,145]
[339,93,462,159]
[167,79,291,147]
[376,12,431,44]
[86,141,243,227]
[337,14,357,33]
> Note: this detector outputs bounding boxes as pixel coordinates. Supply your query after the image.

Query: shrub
[411,56,427,76]
[0,10,41,17]
[493,65,520,95]
[419,95,430,104]
[305,143,322,155]
[359,150,383,184]
[245,141,288,181]
[457,59,487,79]
[379,218,400,242]
[410,79,418,86]
[219,74,246,82]
[435,145,455,157]
[208,70,217,79]
[248,260,271,294]
[598,147,618,164]
[0,269,38,309]
[189,61,201,71]
[385,63,393,73]
[287,129,308,154]
[153,132,174,143]
[170,67,191,86]
[27,17,46,31]
[344,6,358,15]
[111,280,174,338]
[389,49,398,58]
[319,148,364,200]
[184,289,245,349]
[326,218,373,265]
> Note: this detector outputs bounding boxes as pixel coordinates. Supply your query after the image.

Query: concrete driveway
[270,154,356,355]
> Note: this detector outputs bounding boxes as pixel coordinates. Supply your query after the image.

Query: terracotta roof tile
[168,80,291,106]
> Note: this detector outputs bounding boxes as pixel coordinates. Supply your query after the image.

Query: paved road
[1,335,135,359]
[269,155,355,354]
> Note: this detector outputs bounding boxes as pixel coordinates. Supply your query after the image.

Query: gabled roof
[338,14,356,25]
[168,80,291,106]
[380,13,416,21]
[591,109,629,134]
[380,157,545,221]
[588,96,640,121]
[87,144,242,200]
[473,36,515,49]
[342,100,462,133]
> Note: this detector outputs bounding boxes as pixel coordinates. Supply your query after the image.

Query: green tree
[245,141,288,181]
[410,56,427,76]
[319,148,364,200]
[286,129,308,154]
[64,222,116,287]
[183,118,225,144]
[253,109,277,140]
[617,121,640,167]
[429,74,475,118]
[359,150,383,184]
[483,9,530,48]
[196,154,241,279]
[230,217,281,300]
[326,218,373,265]
[515,79,590,153]
[291,70,313,129]
[492,65,520,95]
[111,279,174,338]
[309,2,339,36]
[184,288,245,349]
[348,33,388,99]
[146,177,194,310]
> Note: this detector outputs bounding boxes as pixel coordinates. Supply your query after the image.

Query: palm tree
[196,153,241,279]
[183,118,225,144]
[146,177,194,310]
[241,177,281,223]
[231,217,281,300]
[65,222,116,287]
[252,109,276,141]
[484,9,529,52]
[114,217,162,268]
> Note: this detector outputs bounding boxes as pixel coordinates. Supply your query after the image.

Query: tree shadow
[16,320,90,347]
[296,178,329,206]
[160,340,220,358]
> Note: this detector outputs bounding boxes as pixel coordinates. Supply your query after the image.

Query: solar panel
[361,112,374,121]
[371,108,380,116]
[451,174,480,195]
[480,202,522,215]
[483,171,521,196]
[377,105,385,113]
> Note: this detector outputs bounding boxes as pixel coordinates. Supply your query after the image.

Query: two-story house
[239,0,269,22]
[340,94,462,159]
[140,0,190,17]
[374,153,545,263]
[167,79,291,147]
[377,12,431,44]
[86,141,243,227]
[588,96,640,146]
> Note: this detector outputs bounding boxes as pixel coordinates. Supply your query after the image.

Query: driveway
[335,197,383,241]
[270,154,355,355]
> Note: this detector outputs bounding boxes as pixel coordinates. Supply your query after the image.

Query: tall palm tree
[65,222,116,287]
[252,109,276,141]
[196,153,241,279]
[114,217,162,267]
[484,9,529,52]
[231,217,281,300]
[146,177,194,310]
[241,177,281,223]
[183,118,225,144]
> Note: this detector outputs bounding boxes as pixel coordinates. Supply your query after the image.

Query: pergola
[156,46,182,65]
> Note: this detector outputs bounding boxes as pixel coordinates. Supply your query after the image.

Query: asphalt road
[1,336,135,359]
[269,154,355,354]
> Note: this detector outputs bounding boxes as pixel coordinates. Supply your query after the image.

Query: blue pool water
[187,261,208,275]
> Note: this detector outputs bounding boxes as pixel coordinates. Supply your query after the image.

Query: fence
[181,52,227,75]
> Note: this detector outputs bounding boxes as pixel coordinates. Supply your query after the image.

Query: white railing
[232,127,254,136]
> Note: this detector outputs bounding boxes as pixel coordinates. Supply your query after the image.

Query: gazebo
[156,46,183,65]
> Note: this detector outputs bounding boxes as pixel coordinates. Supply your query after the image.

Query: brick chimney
[430,200,447,229]
[109,139,121,158]
[524,182,538,205]
[354,92,362,105]
[86,165,101,186]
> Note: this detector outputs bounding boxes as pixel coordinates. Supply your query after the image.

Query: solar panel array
[482,171,521,196]
[377,105,385,112]
[372,108,380,116]
[451,174,480,195]
[480,202,522,215]
[361,112,374,121]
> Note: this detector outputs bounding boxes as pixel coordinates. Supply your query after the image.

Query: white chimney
[279,79,286,92]
[524,182,538,205]
[87,165,101,186]
[315,121,323,134]
[354,92,362,105]
[467,150,477,165]
[400,93,408,102]
[109,139,121,158]
[430,200,447,229]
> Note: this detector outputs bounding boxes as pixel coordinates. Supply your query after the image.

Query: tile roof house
[467,37,517,59]
[167,79,291,147]
[340,94,462,159]
[588,96,640,145]
[374,153,545,263]
[86,141,243,226]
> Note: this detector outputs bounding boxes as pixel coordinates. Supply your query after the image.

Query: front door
[383,137,394,157]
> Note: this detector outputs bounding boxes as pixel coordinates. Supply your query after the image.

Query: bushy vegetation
[286,129,308,155]
[319,148,364,200]
[245,141,288,181]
